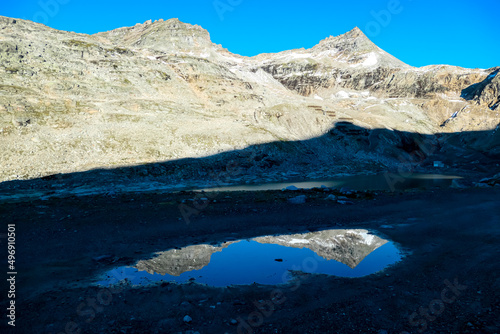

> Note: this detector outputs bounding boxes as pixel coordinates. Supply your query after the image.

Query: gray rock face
[258,27,409,96]
[0,16,498,182]
[461,69,500,110]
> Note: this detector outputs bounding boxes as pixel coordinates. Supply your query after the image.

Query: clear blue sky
[2,0,498,69]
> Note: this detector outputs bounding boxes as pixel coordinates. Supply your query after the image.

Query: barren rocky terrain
[0,15,499,334]
[0,16,499,187]
[1,186,499,334]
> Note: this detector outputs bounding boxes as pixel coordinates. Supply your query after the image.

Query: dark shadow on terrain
[2,125,500,334]
[461,68,499,107]
[0,122,499,193]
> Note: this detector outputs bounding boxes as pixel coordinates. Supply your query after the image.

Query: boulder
[339,187,354,195]
[479,173,500,186]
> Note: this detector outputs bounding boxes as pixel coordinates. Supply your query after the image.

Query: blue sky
[2,0,498,69]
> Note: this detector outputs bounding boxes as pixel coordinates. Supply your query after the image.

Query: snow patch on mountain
[351,52,378,68]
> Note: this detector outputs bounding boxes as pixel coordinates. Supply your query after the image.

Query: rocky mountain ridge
[134,229,387,277]
[0,16,498,183]
[253,229,388,269]
[136,242,237,276]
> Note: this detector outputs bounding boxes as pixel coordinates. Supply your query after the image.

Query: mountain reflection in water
[98,229,401,287]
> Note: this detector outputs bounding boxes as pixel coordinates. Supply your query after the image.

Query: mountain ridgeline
[0,16,498,182]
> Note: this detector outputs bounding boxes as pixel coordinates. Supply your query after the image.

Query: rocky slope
[135,242,236,276]
[0,16,498,183]
[253,229,388,269]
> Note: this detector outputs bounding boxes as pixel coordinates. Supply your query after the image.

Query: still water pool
[97,229,402,287]
[201,173,461,192]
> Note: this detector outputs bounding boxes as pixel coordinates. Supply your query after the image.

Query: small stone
[339,187,354,195]
[230,319,238,325]
[183,315,192,323]
[288,195,306,204]
[325,194,337,201]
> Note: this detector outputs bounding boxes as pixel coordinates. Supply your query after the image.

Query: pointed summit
[312,26,377,55]
[307,26,408,68]
[345,26,366,38]
[316,26,371,45]
[341,27,374,45]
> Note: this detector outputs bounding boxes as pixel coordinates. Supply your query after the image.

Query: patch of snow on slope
[314,95,324,100]
[334,91,350,99]
[314,49,340,58]
[289,238,310,244]
[231,68,289,95]
[362,52,378,66]
[359,231,375,245]
[269,52,313,63]
[286,52,313,60]
[350,52,378,68]
[218,53,243,63]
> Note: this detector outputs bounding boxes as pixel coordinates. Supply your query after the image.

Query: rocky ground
[0,182,499,334]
